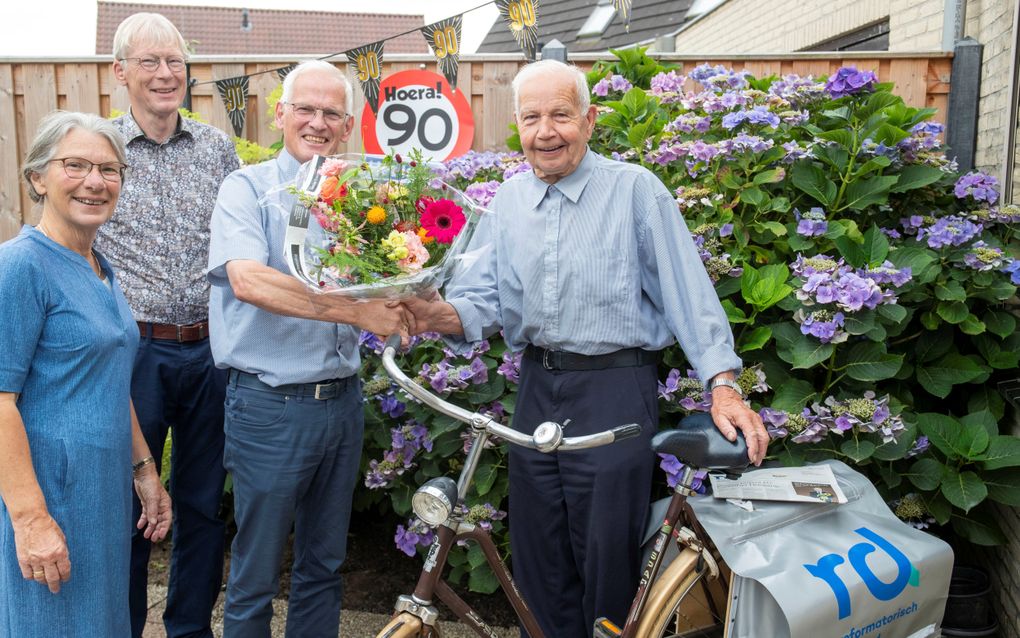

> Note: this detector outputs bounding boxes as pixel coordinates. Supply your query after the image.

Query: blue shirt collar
[276,148,302,179]
[521,148,596,209]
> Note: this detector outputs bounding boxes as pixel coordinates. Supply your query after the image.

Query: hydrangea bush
[354,49,1020,592]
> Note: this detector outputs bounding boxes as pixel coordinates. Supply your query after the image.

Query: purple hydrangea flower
[496,350,522,384]
[379,392,406,418]
[796,309,847,344]
[954,171,1000,204]
[961,241,1006,271]
[1002,259,1020,285]
[610,75,633,92]
[917,215,983,249]
[657,454,708,492]
[650,70,686,95]
[464,180,501,209]
[825,66,878,98]
[395,519,435,557]
[795,207,828,236]
[592,77,610,97]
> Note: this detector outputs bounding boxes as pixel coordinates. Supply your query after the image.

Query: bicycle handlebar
[381,335,641,452]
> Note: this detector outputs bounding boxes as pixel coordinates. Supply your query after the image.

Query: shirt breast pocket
[570,251,630,308]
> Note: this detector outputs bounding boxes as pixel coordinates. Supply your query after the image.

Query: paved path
[141,584,517,638]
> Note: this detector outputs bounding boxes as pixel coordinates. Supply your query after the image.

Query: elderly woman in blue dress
[0,111,172,636]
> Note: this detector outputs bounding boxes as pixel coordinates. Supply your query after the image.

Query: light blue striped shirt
[207,149,360,386]
[446,149,742,383]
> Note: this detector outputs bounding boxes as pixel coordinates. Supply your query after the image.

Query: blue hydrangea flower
[824,66,878,98]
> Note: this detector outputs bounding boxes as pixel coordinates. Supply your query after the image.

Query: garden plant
[352,49,1020,593]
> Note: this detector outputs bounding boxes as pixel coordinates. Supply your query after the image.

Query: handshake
[360,291,461,340]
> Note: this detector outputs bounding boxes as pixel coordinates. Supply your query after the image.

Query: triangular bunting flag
[346,41,386,114]
[612,0,632,30]
[496,0,540,61]
[214,76,249,137]
[421,15,463,91]
[276,64,296,82]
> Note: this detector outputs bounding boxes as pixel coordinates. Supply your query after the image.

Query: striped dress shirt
[446,149,742,383]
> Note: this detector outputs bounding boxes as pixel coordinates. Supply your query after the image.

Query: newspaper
[709,464,848,504]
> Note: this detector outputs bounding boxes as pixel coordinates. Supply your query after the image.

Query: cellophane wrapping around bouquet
[266,152,489,299]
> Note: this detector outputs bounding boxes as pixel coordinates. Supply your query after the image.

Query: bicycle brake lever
[611,424,643,441]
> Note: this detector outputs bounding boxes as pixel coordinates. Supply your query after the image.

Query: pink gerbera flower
[420,198,465,244]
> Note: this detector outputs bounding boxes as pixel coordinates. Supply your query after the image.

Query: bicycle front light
[412,477,458,526]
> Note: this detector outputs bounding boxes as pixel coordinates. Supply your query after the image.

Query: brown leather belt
[137,320,210,343]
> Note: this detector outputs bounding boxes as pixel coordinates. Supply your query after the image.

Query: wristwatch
[709,377,743,396]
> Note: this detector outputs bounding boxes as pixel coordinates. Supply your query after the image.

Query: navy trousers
[221,371,364,638]
[510,357,656,638]
[129,334,227,638]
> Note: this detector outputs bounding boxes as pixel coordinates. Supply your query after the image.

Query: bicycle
[374,336,749,638]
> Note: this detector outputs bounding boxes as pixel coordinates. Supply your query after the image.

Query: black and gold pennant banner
[496,0,540,61]
[346,41,386,114]
[275,64,296,82]
[613,0,632,29]
[214,76,250,137]
[421,15,463,91]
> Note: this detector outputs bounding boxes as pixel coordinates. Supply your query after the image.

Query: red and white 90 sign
[361,69,474,161]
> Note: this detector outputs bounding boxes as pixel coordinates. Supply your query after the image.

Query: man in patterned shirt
[95,13,239,638]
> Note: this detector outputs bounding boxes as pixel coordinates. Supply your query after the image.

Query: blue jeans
[222,370,364,638]
[129,335,227,638]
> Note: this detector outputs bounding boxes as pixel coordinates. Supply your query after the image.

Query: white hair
[281,60,354,115]
[112,13,189,60]
[511,60,590,113]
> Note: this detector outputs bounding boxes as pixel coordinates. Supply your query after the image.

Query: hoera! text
[384,83,443,102]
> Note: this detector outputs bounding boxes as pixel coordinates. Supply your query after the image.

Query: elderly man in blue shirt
[404,59,768,637]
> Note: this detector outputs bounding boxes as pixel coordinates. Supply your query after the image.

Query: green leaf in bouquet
[840,438,876,463]
[940,466,986,512]
[905,458,942,491]
[842,341,903,382]
[772,322,834,369]
[950,507,1007,546]
[889,164,946,193]
[934,279,967,301]
[936,301,968,324]
[984,468,1020,506]
[769,378,816,412]
[790,162,837,207]
[739,326,772,352]
[983,310,1017,338]
[838,176,898,212]
[977,436,1020,470]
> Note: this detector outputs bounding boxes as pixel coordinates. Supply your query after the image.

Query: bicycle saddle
[651,412,750,472]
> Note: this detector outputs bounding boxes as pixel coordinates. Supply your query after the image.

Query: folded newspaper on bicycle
[690,460,952,638]
[708,464,848,504]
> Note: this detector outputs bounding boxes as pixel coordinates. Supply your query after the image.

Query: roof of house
[96,1,428,56]
[477,0,695,54]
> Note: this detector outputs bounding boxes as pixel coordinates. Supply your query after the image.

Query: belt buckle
[314,384,326,400]
[542,349,553,370]
[175,324,184,343]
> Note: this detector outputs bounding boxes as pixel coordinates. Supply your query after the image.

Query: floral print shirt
[96,112,240,324]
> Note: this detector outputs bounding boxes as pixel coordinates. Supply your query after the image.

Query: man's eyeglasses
[121,56,187,73]
[50,158,128,183]
[285,102,349,125]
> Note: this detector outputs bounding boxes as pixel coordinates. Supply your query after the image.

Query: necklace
[36,223,103,278]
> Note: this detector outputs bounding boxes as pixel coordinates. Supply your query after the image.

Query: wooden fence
[0,52,952,241]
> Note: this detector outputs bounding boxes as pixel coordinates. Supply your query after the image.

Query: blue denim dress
[0,226,139,637]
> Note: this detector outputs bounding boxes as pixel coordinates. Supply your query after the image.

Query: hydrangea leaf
[877,303,907,324]
[950,508,1006,546]
[960,314,986,336]
[905,458,942,491]
[936,301,969,324]
[838,175,898,212]
[840,439,876,462]
[939,466,986,512]
[983,468,1020,506]
[983,310,1017,338]
[889,164,946,193]
[872,422,919,461]
[934,279,966,301]
[769,378,816,412]
[976,436,1020,470]
[473,461,499,496]
[791,161,837,207]
[960,409,999,439]
[772,322,834,369]
[738,326,772,353]
[752,168,786,185]
[916,354,984,398]
[468,564,500,594]
[967,387,1005,421]
[842,341,903,381]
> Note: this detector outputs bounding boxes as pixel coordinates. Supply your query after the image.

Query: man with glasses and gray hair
[95,12,240,638]
[207,59,409,637]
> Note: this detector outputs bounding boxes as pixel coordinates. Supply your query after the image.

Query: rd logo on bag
[804,527,920,619]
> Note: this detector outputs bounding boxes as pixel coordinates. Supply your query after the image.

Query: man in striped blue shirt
[405,59,768,637]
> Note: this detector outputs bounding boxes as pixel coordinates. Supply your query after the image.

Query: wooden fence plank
[482,61,517,152]
[63,64,101,114]
[0,66,22,237]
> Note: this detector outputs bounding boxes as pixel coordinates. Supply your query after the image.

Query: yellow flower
[366,206,387,224]
[417,227,435,245]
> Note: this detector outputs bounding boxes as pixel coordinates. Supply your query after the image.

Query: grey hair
[112,13,189,61]
[511,60,591,113]
[281,60,354,115]
[22,111,128,203]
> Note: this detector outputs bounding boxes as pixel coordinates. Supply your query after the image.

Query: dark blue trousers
[129,334,227,638]
[221,371,364,638]
[510,358,656,638]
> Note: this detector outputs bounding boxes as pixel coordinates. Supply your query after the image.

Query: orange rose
[320,176,347,206]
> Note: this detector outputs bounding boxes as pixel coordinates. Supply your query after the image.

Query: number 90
[357,51,381,82]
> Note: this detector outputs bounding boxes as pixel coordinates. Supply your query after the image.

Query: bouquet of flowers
[269,151,487,298]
